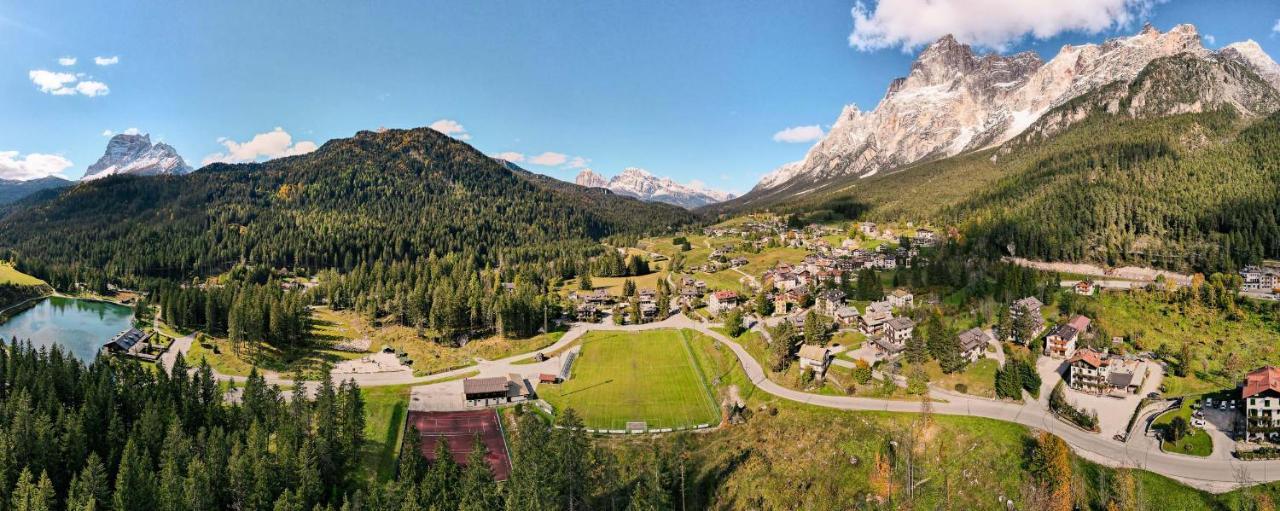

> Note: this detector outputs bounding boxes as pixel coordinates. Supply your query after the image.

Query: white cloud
[566,156,591,169]
[28,69,76,93]
[28,69,109,97]
[848,0,1159,51]
[123,127,140,136]
[772,125,825,143]
[428,119,470,140]
[0,151,74,180]
[57,56,76,66]
[1273,19,1280,34]
[529,152,568,166]
[94,55,119,66]
[1203,34,1215,45]
[493,151,525,163]
[102,130,113,137]
[74,81,109,97]
[201,127,318,166]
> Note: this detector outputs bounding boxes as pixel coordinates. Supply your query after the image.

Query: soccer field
[540,329,721,431]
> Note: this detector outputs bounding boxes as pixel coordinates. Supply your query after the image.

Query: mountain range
[721,23,1280,211]
[81,133,192,181]
[574,167,735,208]
[0,176,72,206]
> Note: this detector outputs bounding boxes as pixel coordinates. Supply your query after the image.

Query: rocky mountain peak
[574,169,608,188]
[744,22,1279,203]
[83,132,192,181]
[573,167,734,209]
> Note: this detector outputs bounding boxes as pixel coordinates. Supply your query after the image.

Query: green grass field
[540,329,721,430]
[1152,395,1214,457]
[358,384,412,481]
[0,263,45,286]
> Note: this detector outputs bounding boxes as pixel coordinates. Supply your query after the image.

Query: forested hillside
[0,128,695,340]
[763,106,1280,273]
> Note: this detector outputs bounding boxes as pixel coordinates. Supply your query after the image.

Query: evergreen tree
[458,436,501,511]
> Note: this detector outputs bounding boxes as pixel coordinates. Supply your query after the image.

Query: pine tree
[905,330,927,364]
[66,453,109,511]
[458,435,501,511]
[113,438,155,511]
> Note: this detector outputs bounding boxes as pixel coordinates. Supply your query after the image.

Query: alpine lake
[0,296,135,363]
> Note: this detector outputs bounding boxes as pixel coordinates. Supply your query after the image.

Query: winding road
[162,314,1276,492]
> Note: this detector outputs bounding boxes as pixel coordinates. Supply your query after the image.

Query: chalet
[870,334,904,359]
[1073,280,1096,296]
[913,228,938,246]
[957,328,990,362]
[859,301,894,334]
[462,375,533,406]
[103,328,153,357]
[887,289,914,309]
[730,257,749,267]
[884,317,915,345]
[797,345,832,375]
[858,222,877,235]
[834,307,860,327]
[679,287,700,307]
[774,289,807,316]
[639,302,658,320]
[1044,325,1079,359]
[638,288,657,302]
[817,288,847,315]
[707,290,741,314]
[1067,349,1146,396]
[581,289,613,305]
[575,303,600,322]
[1244,367,1280,440]
[1009,296,1046,343]
[1241,266,1280,293]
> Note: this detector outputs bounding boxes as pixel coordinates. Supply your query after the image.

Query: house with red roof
[1244,366,1280,440]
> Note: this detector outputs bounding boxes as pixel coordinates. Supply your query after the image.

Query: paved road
[162,314,1280,492]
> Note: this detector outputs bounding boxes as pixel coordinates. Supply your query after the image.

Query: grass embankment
[539,329,721,430]
[914,358,1000,399]
[1151,395,1216,457]
[358,384,412,482]
[0,263,52,314]
[1088,292,1280,396]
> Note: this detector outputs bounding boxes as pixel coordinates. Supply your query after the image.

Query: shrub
[954,383,968,394]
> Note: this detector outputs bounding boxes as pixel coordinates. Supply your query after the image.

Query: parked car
[1148,392,1161,400]
[1192,418,1206,428]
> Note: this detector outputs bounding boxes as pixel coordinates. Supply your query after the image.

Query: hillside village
[560,214,1280,462]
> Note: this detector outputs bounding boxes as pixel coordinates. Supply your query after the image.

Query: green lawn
[539,329,721,430]
[916,358,1000,398]
[1152,395,1214,457]
[358,384,412,482]
[0,263,44,286]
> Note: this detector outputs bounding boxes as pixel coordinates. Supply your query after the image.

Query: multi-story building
[1244,366,1280,441]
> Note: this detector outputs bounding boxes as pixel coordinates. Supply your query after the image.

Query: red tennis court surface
[405,409,512,481]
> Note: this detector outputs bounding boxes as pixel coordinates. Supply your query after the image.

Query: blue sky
[2,0,1279,193]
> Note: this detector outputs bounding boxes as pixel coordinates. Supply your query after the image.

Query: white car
[1192,418,1206,428]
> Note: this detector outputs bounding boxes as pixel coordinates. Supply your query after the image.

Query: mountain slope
[575,168,735,208]
[0,127,695,281]
[81,133,192,181]
[0,176,72,205]
[722,24,1280,213]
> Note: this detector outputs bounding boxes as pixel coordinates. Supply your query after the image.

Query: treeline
[0,283,47,312]
[0,341,369,511]
[160,280,310,347]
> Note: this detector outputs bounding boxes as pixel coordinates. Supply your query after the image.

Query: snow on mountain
[82,133,191,181]
[575,167,736,209]
[752,23,1280,197]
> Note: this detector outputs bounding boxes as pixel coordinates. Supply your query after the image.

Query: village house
[679,287,701,307]
[797,345,832,375]
[834,306,860,327]
[1046,315,1090,359]
[957,328,990,362]
[1241,266,1280,293]
[913,228,938,246]
[859,301,894,334]
[887,289,914,309]
[817,288,847,315]
[1009,296,1046,343]
[773,289,807,316]
[884,317,915,345]
[730,257,749,267]
[707,290,741,314]
[1244,366,1280,441]
[1073,280,1097,296]
[1067,349,1146,396]
[575,303,600,322]
[859,222,877,236]
[638,288,657,302]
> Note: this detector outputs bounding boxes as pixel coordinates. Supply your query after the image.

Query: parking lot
[1036,356,1164,438]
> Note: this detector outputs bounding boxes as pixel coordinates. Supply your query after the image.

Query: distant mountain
[723,23,1280,211]
[81,133,191,181]
[0,176,72,205]
[0,126,695,281]
[574,167,735,209]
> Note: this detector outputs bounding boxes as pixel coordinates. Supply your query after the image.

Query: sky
[3,0,1280,194]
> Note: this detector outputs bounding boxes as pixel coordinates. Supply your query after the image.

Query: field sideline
[540,329,721,430]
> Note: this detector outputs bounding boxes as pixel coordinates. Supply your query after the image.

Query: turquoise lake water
[0,296,135,363]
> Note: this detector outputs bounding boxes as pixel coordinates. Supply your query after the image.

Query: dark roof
[105,328,146,352]
[463,377,510,395]
[1108,371,1135,389]
[957,328,988,351]
[886,317,914,331]
[873,336,904,353]
[1049,324,1078,340]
